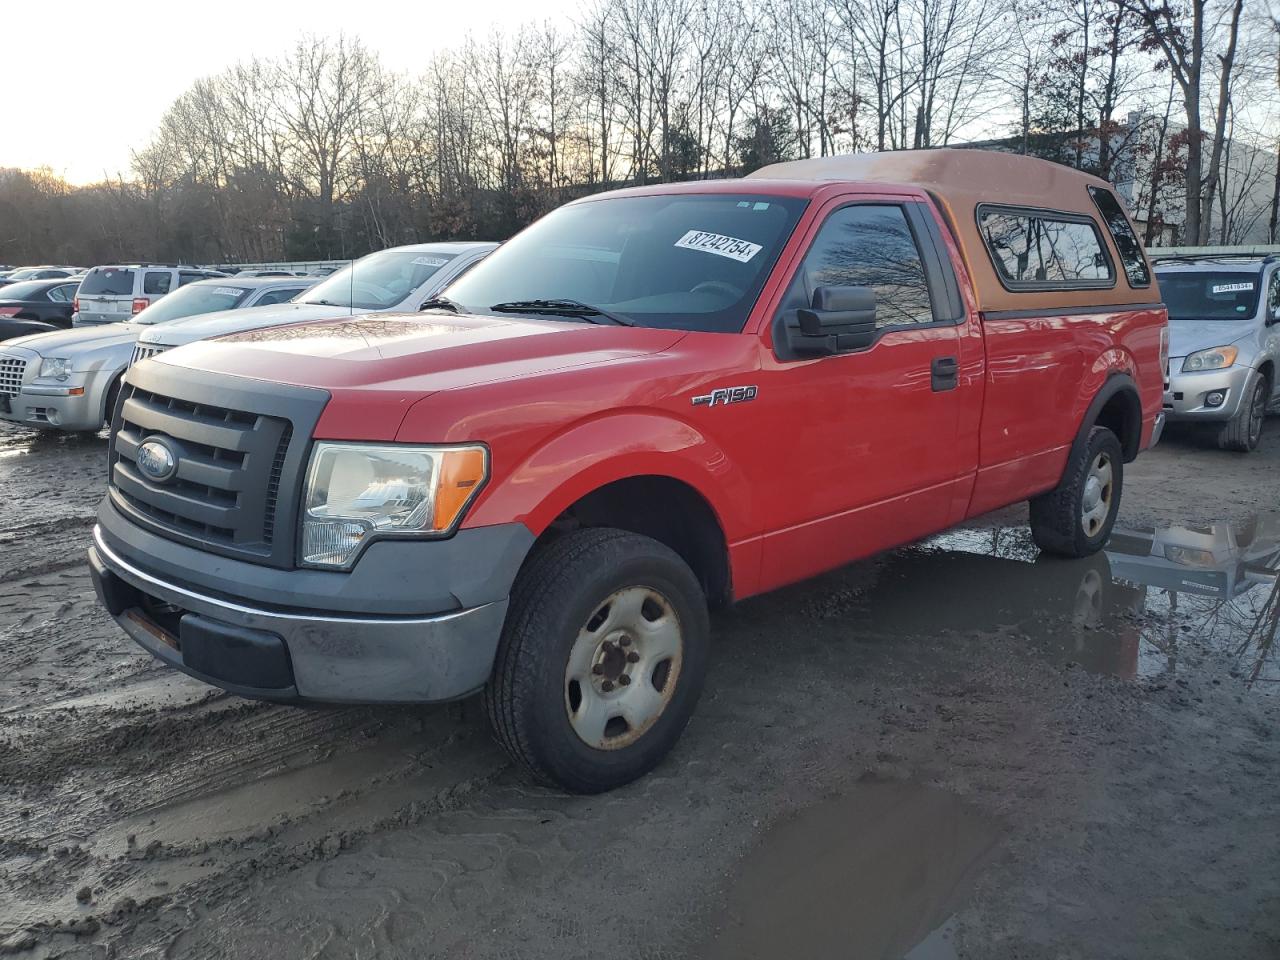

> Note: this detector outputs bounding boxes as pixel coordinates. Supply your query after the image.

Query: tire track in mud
[0,425,512,948]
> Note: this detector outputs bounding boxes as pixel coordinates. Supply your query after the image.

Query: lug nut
[618,674,631,686]
[602,680,615,692]
[619,636,632,647]
[626,651,640,663]
[592,664,604,675]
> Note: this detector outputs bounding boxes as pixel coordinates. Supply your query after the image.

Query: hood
[4,322,142,356]
[138,303,358,346]
[1167,317,1257,358]
[156,312,686,394]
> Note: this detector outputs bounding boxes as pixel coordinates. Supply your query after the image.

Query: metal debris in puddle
[833,516,1280,687]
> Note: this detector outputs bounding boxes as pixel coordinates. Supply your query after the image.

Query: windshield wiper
[419,296,461,314]
[489,299,634,326]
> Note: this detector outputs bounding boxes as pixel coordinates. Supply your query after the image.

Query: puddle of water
[837,516,1280,687]
[699,781,1000,960]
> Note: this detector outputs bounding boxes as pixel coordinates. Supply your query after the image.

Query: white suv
[74,264,226,326]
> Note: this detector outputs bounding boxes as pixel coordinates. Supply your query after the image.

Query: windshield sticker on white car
[674,230,762,263]
[212,287,244,297]
[411,256,448,268]
[1211,281,1254,294]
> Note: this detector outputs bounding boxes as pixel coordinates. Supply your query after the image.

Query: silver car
[131,241,497,362]
[0,277,315,432]
[1156,256,1280,452]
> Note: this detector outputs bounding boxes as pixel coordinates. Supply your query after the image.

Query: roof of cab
[748,148,1157,313]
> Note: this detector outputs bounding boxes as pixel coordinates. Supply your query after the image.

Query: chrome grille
[130,344,167,365]
[109,385,293,560]
[0,356,27,397]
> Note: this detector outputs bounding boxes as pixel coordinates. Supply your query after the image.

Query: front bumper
[1163,362,1255,421]
[0,380,101,430]
[89,525,514,703]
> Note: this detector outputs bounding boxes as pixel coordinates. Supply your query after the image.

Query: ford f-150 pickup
[88,149,1168,792]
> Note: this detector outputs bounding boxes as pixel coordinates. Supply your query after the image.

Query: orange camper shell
[748,148,1159,315]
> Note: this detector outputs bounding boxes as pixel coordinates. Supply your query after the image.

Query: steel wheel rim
[1249,382,1266,445]
[1080,451,1113,538]
[564,586,683,751]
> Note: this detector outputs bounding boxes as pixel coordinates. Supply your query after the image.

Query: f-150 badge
[692,385,758,407]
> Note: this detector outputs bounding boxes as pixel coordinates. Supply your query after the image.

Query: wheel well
[1093,386,1142,462]
[102,373,124,423]
[538,476,732,607]
[1258,360,1274,391]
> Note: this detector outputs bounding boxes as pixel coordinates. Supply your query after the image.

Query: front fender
[465,410,750,541]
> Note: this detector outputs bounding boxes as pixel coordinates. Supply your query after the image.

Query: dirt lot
[1,420,1278,960]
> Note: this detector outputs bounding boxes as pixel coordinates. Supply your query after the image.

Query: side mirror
[785,285,877,355]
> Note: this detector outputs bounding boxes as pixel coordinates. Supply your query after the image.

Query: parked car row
[0,243,494,432]
[0,265,84,287]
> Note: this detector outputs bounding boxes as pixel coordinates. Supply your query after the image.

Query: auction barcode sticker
[674,230,762,263]
[1212,281,1254,294]
[212,287,243,297]
[412,256,449,267]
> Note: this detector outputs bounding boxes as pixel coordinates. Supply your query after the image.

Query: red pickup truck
[89,150,1167,792]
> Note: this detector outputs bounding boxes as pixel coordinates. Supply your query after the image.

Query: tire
[484,528,710,793]
[1217,375,1267,453]
[103,377,123,429]
[1029,426,1124,558]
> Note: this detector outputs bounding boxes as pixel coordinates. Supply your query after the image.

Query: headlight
[38,357,72,380]
[1182,345,1238,372]
[300,442,488,568]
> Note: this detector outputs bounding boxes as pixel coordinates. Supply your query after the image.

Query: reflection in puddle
[865,516,1280,686]
[700,781,1000,960]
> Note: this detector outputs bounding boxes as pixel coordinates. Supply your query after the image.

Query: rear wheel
[484,528,710,793]
[1029,426,1123,558]
[1217,376,1267,452]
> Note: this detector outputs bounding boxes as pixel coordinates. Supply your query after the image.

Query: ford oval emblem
[137,438,178,483]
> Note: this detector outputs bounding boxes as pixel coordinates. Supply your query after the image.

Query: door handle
[931,356,959,392]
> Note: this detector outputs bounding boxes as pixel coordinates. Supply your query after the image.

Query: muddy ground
[1,420,1278,959]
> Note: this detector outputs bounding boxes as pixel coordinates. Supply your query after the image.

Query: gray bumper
[0,369,113,431]
[89,509,534,703]
[1149,412,1165,448]
[1163,362,1255,421]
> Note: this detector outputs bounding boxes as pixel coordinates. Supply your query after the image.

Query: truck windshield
[1157,270,1262,321]
[443,194,808,333]
[134,283,252,325]
[297,250,458,310]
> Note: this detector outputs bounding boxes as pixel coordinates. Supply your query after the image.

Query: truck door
[753,197,978,592]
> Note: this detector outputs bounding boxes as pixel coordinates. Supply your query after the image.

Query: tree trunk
[1199,0,1244,244]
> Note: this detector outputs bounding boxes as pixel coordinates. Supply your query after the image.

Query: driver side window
[781,203,934,329]
[1268,271,1280,321]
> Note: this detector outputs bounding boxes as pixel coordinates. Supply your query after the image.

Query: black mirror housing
[787,285,878,354]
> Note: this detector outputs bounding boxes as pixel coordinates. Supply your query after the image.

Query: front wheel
[1029,426,1124,558]
[484,528,710,793]
[1217,376,1268,452]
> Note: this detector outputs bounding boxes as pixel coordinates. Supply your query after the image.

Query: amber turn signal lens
[433,447,488,531]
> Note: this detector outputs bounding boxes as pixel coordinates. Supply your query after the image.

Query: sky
[2,0,580,185]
